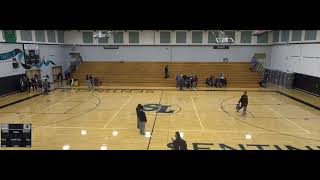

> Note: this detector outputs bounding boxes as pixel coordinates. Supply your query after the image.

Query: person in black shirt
[171,132,188,150]
[164,65,169,78]
[136,104,143,129]
[31,76,37,92]
[26,78,31,93]
[237,91,248,116]
[89,74,94,91]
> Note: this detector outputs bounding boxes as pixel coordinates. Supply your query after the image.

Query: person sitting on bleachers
[192,75,198,89]
[185,76,191,88]
[218,73,226,87]
[94,77,102,86]
[176,75,180,88]
[206,75,214,87]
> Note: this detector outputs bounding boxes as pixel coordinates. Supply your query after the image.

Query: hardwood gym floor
[0,87,320,150]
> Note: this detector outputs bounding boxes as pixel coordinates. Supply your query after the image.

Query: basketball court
[1,29,319,150]
[0,85,319,150]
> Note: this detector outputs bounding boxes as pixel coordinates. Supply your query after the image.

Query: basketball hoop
[210,30,234,44]
[216,37,234,44]
[93,31,112,39]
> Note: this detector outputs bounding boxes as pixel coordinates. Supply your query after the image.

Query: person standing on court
[237,91,248,116]
[43,78,50,95]
[179,74,184,91]
[89,74,94,91]
[86,74,91,91]
[171,132,188,150]
[138,108,147,135]
[26,77,32,94]
[136,104,143,129]
[164,65,169,78]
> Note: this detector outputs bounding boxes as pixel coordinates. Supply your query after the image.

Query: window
[291,30,302,41]
[3,30,16,43]
[257,32,268,43]
[47,30,56,42]
[240,31,252,43]
[224,31,235,42]
[160,32,171,43]
[281,30,289,42]
[20,30,32,41]
[273,30,279,42]
[176,31,187,43]
[304,30,317,41]
[129,32,139,43]
[208,31,216,43]
[192,31,203,43]
[113,32,124,43]
[35,30,45,42]
[83,32,93,43]
[57,31,64,43]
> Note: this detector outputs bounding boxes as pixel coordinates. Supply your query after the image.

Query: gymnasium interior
[0,30,319,150]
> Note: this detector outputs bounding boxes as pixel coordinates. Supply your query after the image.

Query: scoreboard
[1,124,31,148]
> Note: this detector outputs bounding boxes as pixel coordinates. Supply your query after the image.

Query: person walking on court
[171,132,188,150]
[236,91,248,116]
[138,108,147,135]
[136,104,143,129]
[164,65,169,78]
[43,79,50,96]
[178,74,184,91]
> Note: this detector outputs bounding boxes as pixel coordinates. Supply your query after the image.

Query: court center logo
[143,104,181,115]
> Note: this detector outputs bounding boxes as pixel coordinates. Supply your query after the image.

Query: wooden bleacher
[72,61,260,88]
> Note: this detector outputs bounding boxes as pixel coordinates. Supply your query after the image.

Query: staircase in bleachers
[73,61,261,88]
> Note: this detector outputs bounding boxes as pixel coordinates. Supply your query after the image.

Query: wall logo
[143,104,181,115]
[0,49,55,69]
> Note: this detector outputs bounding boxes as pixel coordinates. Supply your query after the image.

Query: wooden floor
[1,87,320,150]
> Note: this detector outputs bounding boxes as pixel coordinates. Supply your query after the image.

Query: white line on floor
[103,96,133,128]
[266,105,311,134]
[191,96,204,131]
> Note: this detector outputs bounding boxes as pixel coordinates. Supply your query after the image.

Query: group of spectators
[19,74,50,95]
[85,74,102,90]
[176,74,198,90]
[206,73,227,88]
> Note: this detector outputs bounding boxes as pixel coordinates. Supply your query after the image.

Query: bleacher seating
[72,61,260,88]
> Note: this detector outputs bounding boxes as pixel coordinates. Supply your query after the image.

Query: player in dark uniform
[136,104,143,129]
[171,132,188,150]
[236,91,248,116]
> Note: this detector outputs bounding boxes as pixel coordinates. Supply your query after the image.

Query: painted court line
[191,96,204,131]
[155,128,310,135]
[266,105,311,134]
[103,96,133,128]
